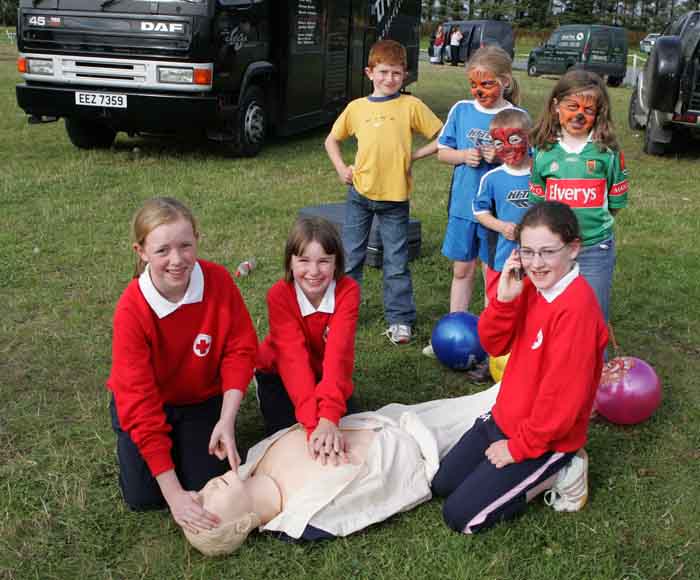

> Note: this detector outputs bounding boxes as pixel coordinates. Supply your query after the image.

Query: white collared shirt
[294,279,336,317]
[539,262,580,303]
[557,132,593,154]
[138,261,204,319]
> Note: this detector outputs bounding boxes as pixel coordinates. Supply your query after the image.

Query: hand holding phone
[497,249,525,302]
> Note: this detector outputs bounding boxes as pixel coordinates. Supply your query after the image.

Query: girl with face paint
[426,46,525,360]
[529,69,629,324]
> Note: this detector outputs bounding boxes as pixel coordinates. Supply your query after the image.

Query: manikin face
[291,240,336,308]
[490,127,529,167]
[469,68,504,108]
[135,217,198,303]
[200,470,252,523]
[366,62,406,97]
[519,225,580,292]
[555,90,598,138]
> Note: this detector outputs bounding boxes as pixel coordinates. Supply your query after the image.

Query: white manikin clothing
[239,385,500,538]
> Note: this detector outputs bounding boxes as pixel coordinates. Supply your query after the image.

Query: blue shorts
[442,216,481,262]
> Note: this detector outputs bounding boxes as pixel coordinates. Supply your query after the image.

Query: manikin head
[184,471,261,557]
[489,109,532,168]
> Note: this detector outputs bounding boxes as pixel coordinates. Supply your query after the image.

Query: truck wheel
[527,62,538,77]
[643,110,667,156]
[628,84,644,130]
[65,118,116,149]
[236,86,267,157]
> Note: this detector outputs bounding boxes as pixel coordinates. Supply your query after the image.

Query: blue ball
[431,312,486,370]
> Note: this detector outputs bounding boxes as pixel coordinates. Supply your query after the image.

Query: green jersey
[529,141,628,246]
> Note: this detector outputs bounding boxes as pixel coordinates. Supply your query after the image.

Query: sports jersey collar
[139,261,204,319]
[473,100,512,115]
[557,133,593,154]
[367,92,401,102]
[295,279,336,316]
[501,164,531,176]
[539,262,579,303]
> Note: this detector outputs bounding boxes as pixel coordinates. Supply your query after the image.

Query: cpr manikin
[185,385,500,555]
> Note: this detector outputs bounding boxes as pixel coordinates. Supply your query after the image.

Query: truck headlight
[158,67,194,84]
[27,58,54,75]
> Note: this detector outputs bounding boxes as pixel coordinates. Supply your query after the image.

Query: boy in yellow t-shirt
[324,39,443,345]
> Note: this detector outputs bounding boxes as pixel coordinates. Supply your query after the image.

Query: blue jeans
[576,236,616,323]
[343,186,416,325]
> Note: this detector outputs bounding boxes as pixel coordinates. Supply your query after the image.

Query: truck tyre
[643,110,667,156]
[236,86,267,157]
[527,62,538,77]
[65,118,116,149]
[628,83,644,130]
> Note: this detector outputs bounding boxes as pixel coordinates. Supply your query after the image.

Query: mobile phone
[512,250,525,280]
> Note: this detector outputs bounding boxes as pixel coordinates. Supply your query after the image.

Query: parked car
[428,20,514,65]
[639,33,660,54]
[527,24,628,86]
[628,11,700,154]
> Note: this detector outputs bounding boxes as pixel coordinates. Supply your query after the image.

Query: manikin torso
[253,428,377,507]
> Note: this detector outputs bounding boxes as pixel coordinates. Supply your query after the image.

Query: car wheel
[628,84,644,130]
[65,118,116,149]
[643,110,667,156]
[227,85,267,157]
[527,62,538,77]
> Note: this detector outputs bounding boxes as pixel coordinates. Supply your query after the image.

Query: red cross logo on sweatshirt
[193,333,212,358]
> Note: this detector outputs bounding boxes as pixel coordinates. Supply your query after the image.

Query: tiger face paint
[556,91,598,137]
[490,127,529,166]
[469,69,503,108]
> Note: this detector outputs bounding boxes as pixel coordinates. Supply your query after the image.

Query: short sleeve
[529,148,546,202]
[608,150,628,209]
[411,98,443,140]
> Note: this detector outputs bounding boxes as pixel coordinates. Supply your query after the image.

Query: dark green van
[527,25,628,86]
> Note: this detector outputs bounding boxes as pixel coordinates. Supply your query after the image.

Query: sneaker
[422,342,436,358]
[544,449,589,512]
[384,323,412,345]
[466,359,491,383]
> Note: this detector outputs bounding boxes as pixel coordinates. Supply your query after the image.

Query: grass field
[1,39,699,580]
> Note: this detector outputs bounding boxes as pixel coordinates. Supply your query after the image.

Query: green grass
[2,41,700,580]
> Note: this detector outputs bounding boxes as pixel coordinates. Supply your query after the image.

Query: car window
[557,29,586,49]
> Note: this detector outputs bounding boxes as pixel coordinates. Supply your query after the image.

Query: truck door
[284,0,324,127]
[323,0,352,110]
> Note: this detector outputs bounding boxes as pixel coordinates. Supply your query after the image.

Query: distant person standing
[450,26,464,66]
[431,24,446,64]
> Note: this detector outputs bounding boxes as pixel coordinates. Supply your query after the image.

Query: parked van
[429,20,514,65]
[527,25,628,86]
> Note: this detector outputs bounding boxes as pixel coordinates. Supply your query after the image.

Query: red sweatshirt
[256,276,360,432]
[478,271,608,462]
[107,260,257,476]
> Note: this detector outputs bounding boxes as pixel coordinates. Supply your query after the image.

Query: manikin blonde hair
[184,512,261,557]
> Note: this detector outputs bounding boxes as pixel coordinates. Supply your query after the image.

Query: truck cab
[15,0,421,155]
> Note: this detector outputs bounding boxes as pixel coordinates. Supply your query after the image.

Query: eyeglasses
[518,244,568,262]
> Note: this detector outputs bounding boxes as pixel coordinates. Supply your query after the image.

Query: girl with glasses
[432,201,608,533]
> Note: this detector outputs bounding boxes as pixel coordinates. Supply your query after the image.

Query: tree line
[425,0,699,33]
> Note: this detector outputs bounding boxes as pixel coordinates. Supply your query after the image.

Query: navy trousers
[432,414,574,533]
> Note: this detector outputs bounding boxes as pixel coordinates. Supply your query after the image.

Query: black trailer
[15,0,421,156]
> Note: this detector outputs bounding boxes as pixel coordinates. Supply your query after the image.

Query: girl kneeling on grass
[255,216,360,466]
[107,197,257,534]
[432,201,608,533]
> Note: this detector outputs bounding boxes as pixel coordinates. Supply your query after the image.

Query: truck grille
[21,12,191,58]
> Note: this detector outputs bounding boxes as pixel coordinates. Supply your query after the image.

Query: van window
[590,30,609,51]
[558,29,586,49]
[469,24,482,52]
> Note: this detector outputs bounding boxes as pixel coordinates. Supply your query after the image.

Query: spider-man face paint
[490,127,528,166]
[469,69,502,108]
[557,92,598,137]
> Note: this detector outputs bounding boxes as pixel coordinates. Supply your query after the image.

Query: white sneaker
[422,342,436,358]
[384,323,412,345]
[544,449,589,512]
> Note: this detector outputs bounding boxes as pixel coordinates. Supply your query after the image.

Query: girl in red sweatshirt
[256,216,360,466]
[432,201,608,533]
[107,197,257,534]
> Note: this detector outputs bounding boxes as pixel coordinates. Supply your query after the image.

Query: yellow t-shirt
[330,94,443,202]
